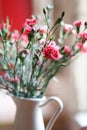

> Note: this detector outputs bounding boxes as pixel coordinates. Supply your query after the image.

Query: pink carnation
[20,34,28,47]
[82,45,87,53]
[20,34,28,43]
[25,18,37,26]
[12,31,19,41]
[0,67,5,76]
[78,32,83,38]
[39,26,47,34]
[77,42,87,53]
[24,25,32,35]
[44,42,61,60]
[10,76,20,83]
[49,41,56,46]
[78,32,87,41]
[82,32,87,41]
[18,46,23,52]
[73,20,82,27]
[4,74,20,83]
[40,39,46,45]
[63,24,73,32]
[9,62,14,69]
[23,49,29,54]
[77,42,83,48]
[64,45,71,55]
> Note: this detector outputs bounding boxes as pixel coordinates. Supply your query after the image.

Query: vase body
[12,96,63,130]
[13,96,45,130]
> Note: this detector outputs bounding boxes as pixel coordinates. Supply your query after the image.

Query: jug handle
[40,96,63,130]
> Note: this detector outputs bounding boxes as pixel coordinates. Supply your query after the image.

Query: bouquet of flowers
[0,6,87,98]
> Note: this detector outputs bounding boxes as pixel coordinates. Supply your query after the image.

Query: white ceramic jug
[12,96,63,130]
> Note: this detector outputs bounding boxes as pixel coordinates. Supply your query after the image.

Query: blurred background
[0,0,87,130]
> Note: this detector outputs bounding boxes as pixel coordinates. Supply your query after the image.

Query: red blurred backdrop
[0,0,32,75]
[0,0,32,30]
